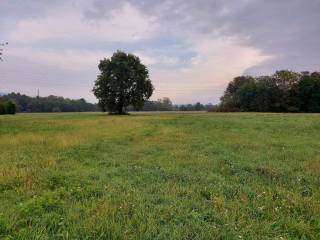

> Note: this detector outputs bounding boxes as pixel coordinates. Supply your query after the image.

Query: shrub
[5,101,16,114]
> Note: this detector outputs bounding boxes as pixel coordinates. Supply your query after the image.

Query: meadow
[0,112,319,239]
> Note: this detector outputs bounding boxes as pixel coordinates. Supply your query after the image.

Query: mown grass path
[0,112,319,239]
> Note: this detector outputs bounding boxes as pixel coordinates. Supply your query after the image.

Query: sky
[0,0,319,104]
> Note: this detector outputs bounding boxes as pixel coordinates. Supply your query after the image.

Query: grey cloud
[86,0,320,73]
[222,0,320,72]
[0,0,66,19]
[1,0,319,103]
[3,0,320,73]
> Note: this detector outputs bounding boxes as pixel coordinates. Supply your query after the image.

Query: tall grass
[0,112,319,239]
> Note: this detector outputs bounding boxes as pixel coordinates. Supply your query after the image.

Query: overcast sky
[1,0,319,104]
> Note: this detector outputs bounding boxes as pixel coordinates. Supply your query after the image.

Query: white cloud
[150,37,272,103]
[7,47,109,72]
[5,33,272,104]
[6,0,156,73]
[9,2,155,43]
[3,0,285,104]
[133,50,185,68]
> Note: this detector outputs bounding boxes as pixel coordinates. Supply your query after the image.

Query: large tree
[219,76,255,111]
[93,51,154,114]
[298,72,320,112]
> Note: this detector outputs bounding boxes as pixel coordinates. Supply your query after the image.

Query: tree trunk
[117,106,123,114]
[117,101,124,114]
[117,94,125,114]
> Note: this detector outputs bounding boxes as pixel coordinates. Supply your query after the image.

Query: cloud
[151,36,271,103]
[7,47,109,72]
[9,2,155,44]
[1,0,319,104]
[87,0,320,72]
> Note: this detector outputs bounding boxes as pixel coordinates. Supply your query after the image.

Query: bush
[5,101,16,114]
[0,100,16,115]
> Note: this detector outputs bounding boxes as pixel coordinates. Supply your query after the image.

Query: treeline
[0,93,97,112]
[0,93,214,114]
[127,97,215,111]
[219,70,320,112]
[9,69,319,114]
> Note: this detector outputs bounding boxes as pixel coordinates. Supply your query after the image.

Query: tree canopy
[219,70,320,112]
[93,51,154,114]
[0,93,97,113]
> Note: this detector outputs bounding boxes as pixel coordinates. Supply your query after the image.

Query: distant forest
[128,97,215,112]
[219,70,320,112]
[0,93,214,113]
[0,93,97,113]
[2,69,319,114]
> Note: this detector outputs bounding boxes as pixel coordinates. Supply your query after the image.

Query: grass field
[0,112,319,239]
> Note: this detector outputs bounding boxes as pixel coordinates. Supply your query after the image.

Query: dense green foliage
[0,93,97,112]
[0,112,319,239]
[93,51,154,114]
[0,100,16,114]
[220,70,320,112]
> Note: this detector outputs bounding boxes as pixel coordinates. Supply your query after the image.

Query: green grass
[0,112,319,239]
